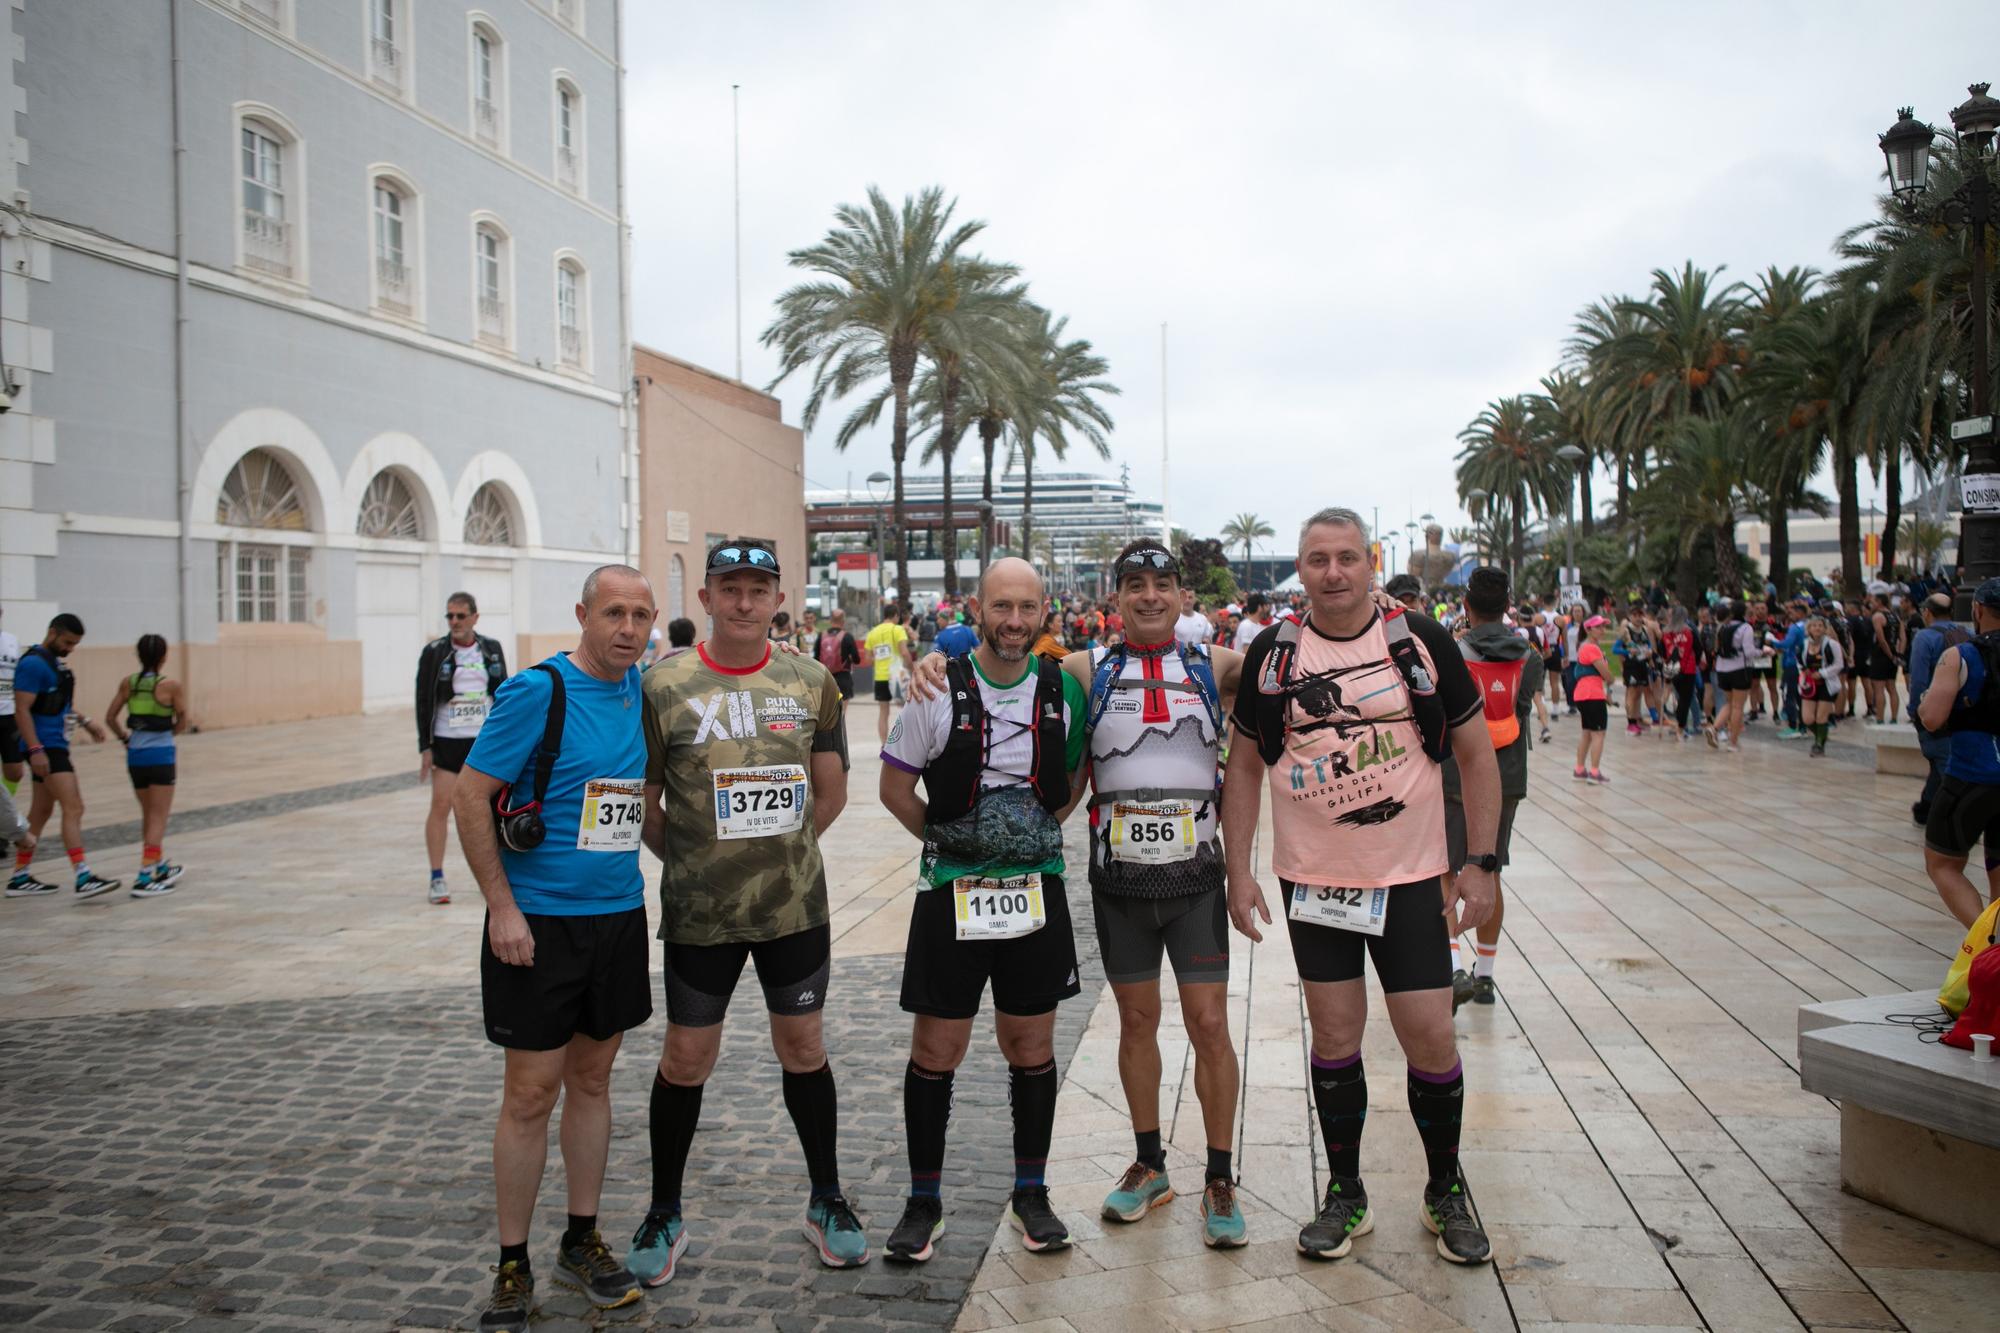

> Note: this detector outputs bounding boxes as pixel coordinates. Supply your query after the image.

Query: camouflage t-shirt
[642,644,846,945]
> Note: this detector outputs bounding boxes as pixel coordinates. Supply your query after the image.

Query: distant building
[3,0,629,724]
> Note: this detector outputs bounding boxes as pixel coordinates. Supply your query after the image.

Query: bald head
[581,563,650,610]
[972,557,1045,664]
[978,557,1044,603]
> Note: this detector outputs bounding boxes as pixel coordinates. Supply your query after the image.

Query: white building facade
[0,0,631,724]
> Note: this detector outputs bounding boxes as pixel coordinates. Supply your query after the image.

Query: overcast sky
[624,1,2000,558]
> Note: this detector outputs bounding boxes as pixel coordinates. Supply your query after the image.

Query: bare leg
[558,1032,624,1217]
[1926,848,1986,929]
[1110,980,1163,1138]
[427,767,458,872]
[1178,981,1238,1157]
[495,1046,567,1246]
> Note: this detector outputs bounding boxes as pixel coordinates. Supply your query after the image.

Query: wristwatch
[1464,853,1501,873]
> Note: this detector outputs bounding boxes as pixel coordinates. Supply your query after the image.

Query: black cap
[705,540,781,579]
[1384,574,1422,599]
[1975,578,2000,611]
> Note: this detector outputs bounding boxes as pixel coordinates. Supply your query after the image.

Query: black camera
[489,663,565,853]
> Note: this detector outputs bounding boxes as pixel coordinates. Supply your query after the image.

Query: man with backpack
[1908,593,1969,825]
[1443,568,1543,1011]
[1222,508,1502,1266]
[1916,579,2000,929]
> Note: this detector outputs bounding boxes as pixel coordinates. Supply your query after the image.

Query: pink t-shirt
[1242,614,1479,889]
[1574,641,1607,701]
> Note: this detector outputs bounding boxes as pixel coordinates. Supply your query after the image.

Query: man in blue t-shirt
[932,614,978,658]
[1918,577,2000,930]
[451,564,656,1331]
[7,612,118,899]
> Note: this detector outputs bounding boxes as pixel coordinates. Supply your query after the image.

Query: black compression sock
[499,1241,529,1269]
[1009,1061,1059,1190]
[1310,1052,1367,1181]
[562,1214,596,1247]
[1407,1061,1467,1187]
[1206,1146,1233,1183]
[904,1061,953,1198]
[649,1069,704,1213]
[782,1062,842,1198]
[1135,1127,1165,1172]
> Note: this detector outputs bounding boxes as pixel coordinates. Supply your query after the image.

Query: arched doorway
[460,481,519,662]
[355,468,427,711]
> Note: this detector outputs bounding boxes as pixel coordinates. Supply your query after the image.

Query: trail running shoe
[1471,976,1497,1006]
[1539,728,1552,743]
[477,1260,535,1333]
[1101,1162,1173,1221]
[74,871,121,899]
[1422,1177,1492,1264]
[428,875,451,905]
[883,1195,944,1263]
[626,1209,687,1288]
[130,866,181,899]
[554,1229,640,1309]
[5,872,59,898]
[804,1194,869,1268]
[1777,727,1808,740]
[1588,770,1610,785]
[1571,766,1588,781]
[1449,969,1477,1014]
[1200,1177,1247,1248]
[1297,1175,1371,1260]
[1008,1186,1071,1253]
[1810,743,1826,757]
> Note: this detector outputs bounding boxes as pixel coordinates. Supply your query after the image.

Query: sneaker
[1539,728,1552,744]
[626,1209,687,1288]
[1810,743,1826,757]
[1200,1177,1247,1248]
[1571,765,1588,781]
[1625,722,1642,736]
[1777,728,1808,740]
[883,1195,944,1263]
[151,861,185,889]
[1471,976,1497,1006]
[1101,1161,1173,1222]
[554,1229,640,1309]
[428,874,450,905]
[1008,1186,1071,1253]
[804,1194,869,1268]
[1588,770,1609,785]
[1449,969,1477,1015]
[5,872,59,898]
[130,865,180,898]
[1704,727,1719,749]
[477,1260,535,1333]
[1297,1175,1371,1260]
[1422,1177,1492,1264]
[74,871,121,899]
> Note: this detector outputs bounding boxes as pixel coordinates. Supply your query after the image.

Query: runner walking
[1798,615,1845,756]
[626,540,866,1285]
[1708,602,1755,752]
[1918,578,2000,928]
[0,608,22,795]
[7,613,118,899]
[1222,508,1502,1265]
[878,557,1088,1262]
[103,635,189,896]
[865,604,914,745]
[1907,594,1967,825]
[417,593,509,905]
[451,566,657,1331]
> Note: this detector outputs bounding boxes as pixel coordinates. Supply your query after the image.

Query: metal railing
[370,38,401,91]
[376,258,411,314]
[559,325,583,365]
[556,145,578,190]
[474,98,499,145]
[242,210,291,277]
[477,296,508,343]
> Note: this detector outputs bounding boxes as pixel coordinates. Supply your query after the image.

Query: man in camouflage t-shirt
[624,541,867,1286]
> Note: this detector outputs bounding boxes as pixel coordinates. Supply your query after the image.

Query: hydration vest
[434,636,508,697]
[126,672,175,732]
[1085,641,1225,807]
[22,644,73,717]
[1248,609,1449,767]
[921,655,1071,819]
[1464,656,1525,749]
[1945,631,2000,736]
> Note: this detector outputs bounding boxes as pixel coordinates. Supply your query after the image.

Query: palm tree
[1528,370,1608,537]
[1738,266,1822,588]
[1751,291,1872,593]
[761,186,1014,609]
[1220,512,1274,580]
[1455,395,1559,580]
[1631,410,1759,599]
[1007,310,1119,559]
[1082,530,1125,597]
[1900,514,1949,571]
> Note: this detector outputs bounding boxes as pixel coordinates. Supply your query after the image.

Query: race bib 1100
[952,872,1046,940]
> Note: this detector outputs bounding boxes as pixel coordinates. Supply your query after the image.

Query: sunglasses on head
[1115,549,1179,578]
[708,545,777,570]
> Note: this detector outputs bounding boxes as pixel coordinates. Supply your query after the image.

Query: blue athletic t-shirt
[935,623,978,658]
[1944,642,2000,783]
[466,653,647,916]
[12,648,69,748]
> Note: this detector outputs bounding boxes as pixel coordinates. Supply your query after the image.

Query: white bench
[1871,726,1928,778]
[1799,990,2000,1247]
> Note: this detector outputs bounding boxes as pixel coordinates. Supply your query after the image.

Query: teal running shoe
[1101,1162,1173,1222]
[626,1209,687,1288]
[804,1194,869,1268]
[1200,1177,1247,1248]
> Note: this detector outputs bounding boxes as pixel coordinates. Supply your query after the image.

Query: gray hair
[580,563,650,608]
[1298,506,1370,554]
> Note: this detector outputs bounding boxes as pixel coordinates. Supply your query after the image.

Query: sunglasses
[1115,549,1179,578]
[708,545,777,570]
[446,612,473,621]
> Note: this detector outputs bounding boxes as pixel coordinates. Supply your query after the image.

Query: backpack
[1463,655,1525,749]
[1248,610,1449,767]
[1086,641,1225,736]
[921,655,1071,820]
[1940,898,2000,1020]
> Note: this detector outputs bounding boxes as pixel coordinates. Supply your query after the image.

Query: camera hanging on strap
[492,663,567,851]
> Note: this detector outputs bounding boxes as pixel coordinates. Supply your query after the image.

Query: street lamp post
[1556,445,1585,601]
[865,471,891,608]
[1464,488,1491,574]
[1878,84,2000,619]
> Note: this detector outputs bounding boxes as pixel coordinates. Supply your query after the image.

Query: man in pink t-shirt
[1221,507,1502,1267]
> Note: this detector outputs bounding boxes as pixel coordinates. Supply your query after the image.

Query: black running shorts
[128,763,176,789]
[900,874,1082,1019]
[1282,877,1451,994]
[874,678,893,702]
[1445,798,1518,871]
[1924,775,2000,860]
[28,745,74,782]
[1866,655,1901,682]
[1621,660,1651,688]
[1576,700,1608,732]
[0,715,21,765]
[430,736,476,774]
[662,923,831,1027]
[480,905,652,1050]
[1092,886,1230,986]
[1715,668,1752,692]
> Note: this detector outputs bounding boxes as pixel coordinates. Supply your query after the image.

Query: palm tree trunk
[1018,439,1035,560]
[1837,441,1861,597]
[1579,465,1595,538]
[889,345,917,610]
[1615,457,1629,526]
[1880,438,1902,578]
[1675,549,1699,607]
[1768,502,1791,594]
[978,415,1000,565]
[1713,519,1741,598]
[1510,505,1524,586]
[938,367,963,598]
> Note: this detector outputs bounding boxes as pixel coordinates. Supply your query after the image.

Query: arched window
[556,257,586,369]
[464,483,515,546]
[474,219,511,348]
[554,77,582,191]
[368,0,405,93]
[470,18,505,148]
[356,470,423,540]
[216,449,313,623]
[372,175,417,316]
[239,115,297,279]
